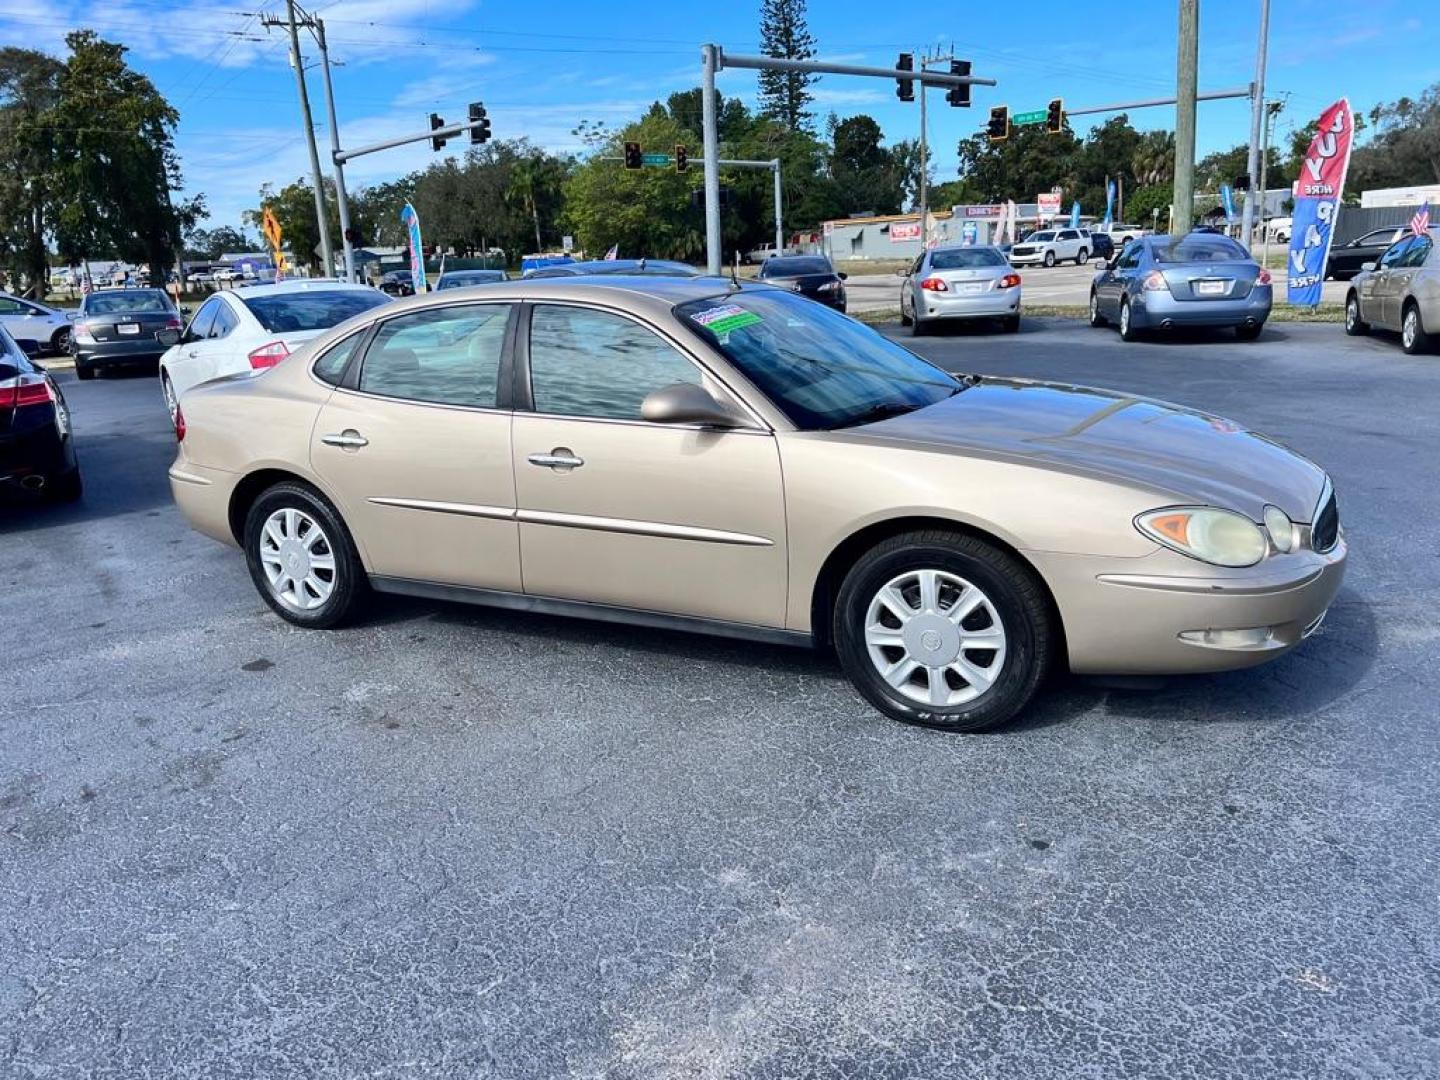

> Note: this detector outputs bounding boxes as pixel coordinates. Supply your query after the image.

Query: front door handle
[528,448,584,471]
[321,430,368,449]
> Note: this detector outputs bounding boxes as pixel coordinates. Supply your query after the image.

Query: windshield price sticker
[691,304,763,336]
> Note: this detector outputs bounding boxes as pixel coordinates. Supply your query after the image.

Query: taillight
[920,277,948,292]
[1256,268,1272,286]
[998,273,1022,289]
[73,323,96,344]
[1,376,55,409]
[1141,270,1167,291]
[174,403,186,441]
[247,341,290,369]
[166,316,183,329]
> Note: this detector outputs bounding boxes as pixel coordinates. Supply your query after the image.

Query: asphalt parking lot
[4,319,1438,1078]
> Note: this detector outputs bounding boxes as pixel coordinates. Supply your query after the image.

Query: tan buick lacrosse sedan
[169,276,1345,732]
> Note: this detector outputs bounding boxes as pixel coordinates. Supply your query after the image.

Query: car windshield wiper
[831,402,921,429]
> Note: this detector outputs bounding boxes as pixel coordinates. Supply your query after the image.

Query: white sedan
[157,281,391,423]
[0,292,75,354]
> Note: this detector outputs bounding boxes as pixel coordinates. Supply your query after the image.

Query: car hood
[858,377,1328,522]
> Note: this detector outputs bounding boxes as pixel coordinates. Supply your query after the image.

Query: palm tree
[1131,131,1176,186]
[506,156,555,254]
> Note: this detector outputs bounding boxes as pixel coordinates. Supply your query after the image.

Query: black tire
[243,481,366,629]
[46,465,83,503]
[74,361,96,381]
[911,315,928,337]
[1001,314,1020,333]
[1344,293,1369,336]
[1043,250,1056,268]
[1235,322,1264,341]
[899,294,913,327]
[50,327,72,355]
[1088,290,1107,327]
[833,530,1054,733]
[1076,248,1089,265]
[1118,298,1140,342]
[1401,302,1431,355]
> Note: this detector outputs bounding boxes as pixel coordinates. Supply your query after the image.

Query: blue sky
[3,0,1434,230]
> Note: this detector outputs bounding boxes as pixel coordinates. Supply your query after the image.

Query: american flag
[1412,201,1431,236]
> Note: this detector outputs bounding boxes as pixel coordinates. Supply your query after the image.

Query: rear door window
[312,331,366,386]
[358,303,512,408]
[185,299,219,341]
[209,302,239,339]
[1402,237,1432,268]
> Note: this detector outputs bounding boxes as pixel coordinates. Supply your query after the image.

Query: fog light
[1179,627,1275,649]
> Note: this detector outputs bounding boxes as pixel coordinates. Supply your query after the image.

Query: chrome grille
[1312,485,1339,553]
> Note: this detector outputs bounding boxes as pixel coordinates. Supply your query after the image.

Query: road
[844,263,1350,313]
[3,323,1438,1078]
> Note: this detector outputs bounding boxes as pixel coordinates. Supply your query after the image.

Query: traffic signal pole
[700,45,993,275]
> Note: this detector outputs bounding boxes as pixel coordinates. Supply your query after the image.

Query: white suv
[1098,223,1146,245]
[1009,227,1092,267]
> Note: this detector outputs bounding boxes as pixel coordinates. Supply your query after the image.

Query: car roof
[374,275,744,320]
[229,280,379,298]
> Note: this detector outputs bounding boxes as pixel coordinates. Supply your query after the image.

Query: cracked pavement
[2,320,1437,1078]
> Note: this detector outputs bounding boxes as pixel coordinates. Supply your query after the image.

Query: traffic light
[624,140,643,170]
[689,186,732,211]
[946,59,971,108]
[1046,98,1064,134]
[987,105,1009,143]
[468,102,491,145]
[675,144,688,173]
[430,113,447,152]
[343,226,363,247]
[895,53,914,102]
[1233,173,1251,191]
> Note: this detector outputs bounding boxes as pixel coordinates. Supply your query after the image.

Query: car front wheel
[1076,248,1089,265]
[1089,290,1107,327]
[50,327,72,354]
[1043,251,1056,268]
[833,530,1054,732]
[244,482,366,629]
[1344,293,1369,336]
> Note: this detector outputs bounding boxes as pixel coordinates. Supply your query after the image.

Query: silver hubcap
[864,569,1007,708]
[259,508,337,612]
[1090,293,1098,319]
[1347,301,1356,329]
[1404,311,1416,347]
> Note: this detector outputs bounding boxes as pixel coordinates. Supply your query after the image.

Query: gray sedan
[1089,233,1273,342]
[899,245,1021,335]
[1345,226,1439,354]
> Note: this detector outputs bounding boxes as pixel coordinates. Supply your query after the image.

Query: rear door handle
[528,448,584,471]
[322,430,368,449]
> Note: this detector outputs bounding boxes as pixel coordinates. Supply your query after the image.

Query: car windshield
[930,248,1006,270]
[676,289,960,431]
[761,257,832,277]
[437,272,506,289]
[1153,236,1251,263]
[1026,231,1056,243]
[240,290,391,332]
[84,290,173,315]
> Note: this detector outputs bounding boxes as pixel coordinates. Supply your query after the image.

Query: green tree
[0,48,63,296]
[48,31,199,284]
[956,122,1082,204]
[1125,183,1173,230]
[828,114,905,216]
[1131,130,1175,186]
[1196,142,1250,191]
[1350,82,1440,189]
[757,0,818,133]
[505,153,567,253]
[184,225,252,261]
[247,177,336,272]
[1074,115,1141,211]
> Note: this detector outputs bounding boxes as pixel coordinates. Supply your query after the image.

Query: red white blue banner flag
[1287,98,1354,306]
[400,202,427,294]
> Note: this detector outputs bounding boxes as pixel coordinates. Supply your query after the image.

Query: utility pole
[1259,98,1283,263]
[265,0,333,276]
[313,18,355,282]
[1171,0,1200,236]
[1239,0,1270,249]
[916,47,954,247]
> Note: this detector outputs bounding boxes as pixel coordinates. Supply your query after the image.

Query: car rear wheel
[244,482,366,629]
[74,361,95,381]
[1001,314,1020,333]
[833,530,1053,732]
[1089,290,1107,327]
[47,465,82,503]
[1043,251,1056,268]
[911,314,928,337]
[1344,293,1369,336]
[1236,322,1264,341]
[1118,298,1139,341]
[1402,303,1431,355]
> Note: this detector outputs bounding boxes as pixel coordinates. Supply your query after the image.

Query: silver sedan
[899,245,1021,335]
[1345,226,1439,354]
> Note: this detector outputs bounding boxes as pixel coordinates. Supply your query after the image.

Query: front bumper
[1131,285,1273,329]
[1029,537,1347,675]
[1009,250,1048,265]
[918,288,1021,321]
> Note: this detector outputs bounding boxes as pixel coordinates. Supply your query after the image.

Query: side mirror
[1361,261,1376,272]
[155,328,182,347]
[894,268,907,278]
[838,272,848,280]
[13,338,40,356]
[641,382,745,428]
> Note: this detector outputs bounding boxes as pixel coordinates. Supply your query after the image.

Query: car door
[1367,238,1413,329]
[1101,242,1143,315]
[310,302,521,592]
[194,298,243,385]
[512,301,787,628]
[0,296,30,341]
[1056,229,1080,261]
[1400,234,1434,319]
[165,298,220,397]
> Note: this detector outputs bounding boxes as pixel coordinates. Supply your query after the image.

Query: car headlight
[1135,507,1268,567]
[1262,505,1295,553]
